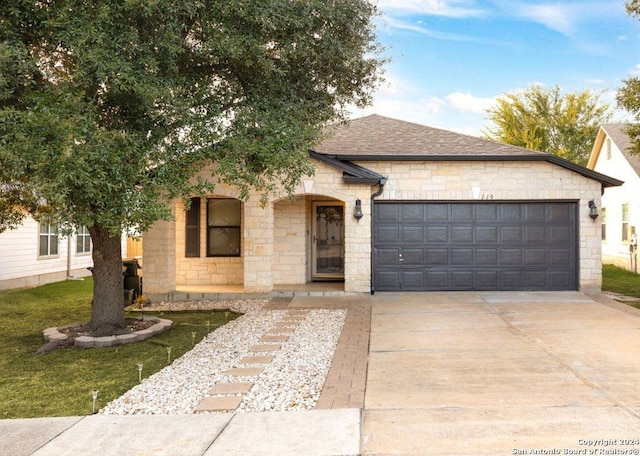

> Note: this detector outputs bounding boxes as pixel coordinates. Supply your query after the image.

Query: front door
[312,203,345,280]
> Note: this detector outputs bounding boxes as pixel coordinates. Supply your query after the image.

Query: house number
[481,194,494,200]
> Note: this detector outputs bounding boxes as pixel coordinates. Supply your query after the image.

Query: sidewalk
[1,410,361,456]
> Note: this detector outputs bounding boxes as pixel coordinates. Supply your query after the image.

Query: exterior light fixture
[354,199,363,220]
[588,200,599,221]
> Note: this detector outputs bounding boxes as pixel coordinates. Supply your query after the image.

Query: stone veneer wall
[363,160,603,293]
[143,159,604,295]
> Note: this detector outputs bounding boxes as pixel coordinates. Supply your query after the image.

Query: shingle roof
[310,114,622,188]
[602,123,640,176]
[313,114,540,157]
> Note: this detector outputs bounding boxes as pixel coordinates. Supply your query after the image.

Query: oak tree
[0,1,382,335]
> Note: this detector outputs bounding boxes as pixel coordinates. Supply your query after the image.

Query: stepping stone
[249,344,281,352]
[260,335,288,342]
[273,322,298,328]
[267,328,295,334]
[194,395,242,412]
[209,382,254,395]
[226,367,264,377]
[287,310,310,315]
[240,355,274,365]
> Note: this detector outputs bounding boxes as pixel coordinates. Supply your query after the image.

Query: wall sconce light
[354,199,363,220]
[588,200,599,221]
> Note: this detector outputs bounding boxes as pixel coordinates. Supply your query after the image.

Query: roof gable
[311,115,622,188]
[588,124,640,177]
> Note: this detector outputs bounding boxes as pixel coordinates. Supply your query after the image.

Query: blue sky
[351,0,640,136]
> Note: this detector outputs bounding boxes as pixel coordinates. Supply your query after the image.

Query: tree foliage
[617,1,640,154]
[0,0,382,334]
[483,85,611,165]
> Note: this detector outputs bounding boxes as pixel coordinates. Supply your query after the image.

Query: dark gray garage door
[373,202,577,291]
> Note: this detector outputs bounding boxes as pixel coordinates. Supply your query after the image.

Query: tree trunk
[88,226,127,336]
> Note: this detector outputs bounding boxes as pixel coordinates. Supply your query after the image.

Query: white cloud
[382,17,481,41]
[445,92,496,114]
[631,64,640,75]
[377,0,485,18]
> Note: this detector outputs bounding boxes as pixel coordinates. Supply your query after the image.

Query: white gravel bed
[100,303,346,415]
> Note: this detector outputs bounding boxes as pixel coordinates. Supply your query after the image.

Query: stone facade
[143,158,604,296]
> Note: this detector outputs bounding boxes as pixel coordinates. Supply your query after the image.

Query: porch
[147,281,349,302]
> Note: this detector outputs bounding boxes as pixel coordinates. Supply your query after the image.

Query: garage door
[373,202,577,291]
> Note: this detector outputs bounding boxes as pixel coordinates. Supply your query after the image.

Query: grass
[602,264,640,310]
[0,279,238,419]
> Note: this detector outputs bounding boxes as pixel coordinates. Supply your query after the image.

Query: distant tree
[483,85,612,165]
[617,1,640,154]
[0,1,383,336]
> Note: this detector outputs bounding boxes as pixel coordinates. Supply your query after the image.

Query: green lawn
[602,264,640,309]
[0,279,237,419]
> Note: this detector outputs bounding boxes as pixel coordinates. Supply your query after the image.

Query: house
[142,115,622,298]
[0,216,134,291]
[587,123,640,271]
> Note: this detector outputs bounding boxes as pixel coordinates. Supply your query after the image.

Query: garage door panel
[451,226,473,243]
[549,204,573,222]
[373,202,577,291]
[525,204,546,222]
[425,249,448,265]
[500,248,522,265]
[525,271,548,288]
[451,271,474,288]
[451,248,473,265]
[501,204,522,221]
[402,249,424,265]
[476,270,499,288]
[452,204,473,221]
[476,226,498,242]
[426,204,448,221]
[376,226,400,244]
[426,226,448,243]
[376,204,400,221]
[476,205,498,221]
[524,226,546,243]
[402,204,425,221]
[477,249,498,265]
[425,271,448,288]
[525,249,548,265]
[376,249,400,266]
[401,271,425,289]
[402,226,424,243]
[549,226,571,243]
[550,249,571,265]
[376,271,400,290]
[501,226,522,242]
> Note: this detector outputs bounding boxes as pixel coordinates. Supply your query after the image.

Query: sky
[350,0,640,136]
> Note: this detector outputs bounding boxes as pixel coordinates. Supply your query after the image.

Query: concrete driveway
[362,292,640,455]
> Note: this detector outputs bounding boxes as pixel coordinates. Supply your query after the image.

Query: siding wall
[593,137,640,270]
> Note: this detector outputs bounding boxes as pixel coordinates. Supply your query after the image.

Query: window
[39,224,59,257]
[185,197,201,257]
[601,208,607,241]
[622,203,630,242]
[76,226,91,254]
[606,138,612,160]
[207,198,241,257]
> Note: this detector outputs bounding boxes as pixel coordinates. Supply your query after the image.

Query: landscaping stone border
[42,317,173,348]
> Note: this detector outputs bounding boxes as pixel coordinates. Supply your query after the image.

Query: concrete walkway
[3,292,640,455]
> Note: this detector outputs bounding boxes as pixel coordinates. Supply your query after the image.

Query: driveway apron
[362,292,640,455]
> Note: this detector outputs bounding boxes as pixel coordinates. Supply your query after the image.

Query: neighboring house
[0,216,132,291]
[142,115,621,298]
[587,123,640,271]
